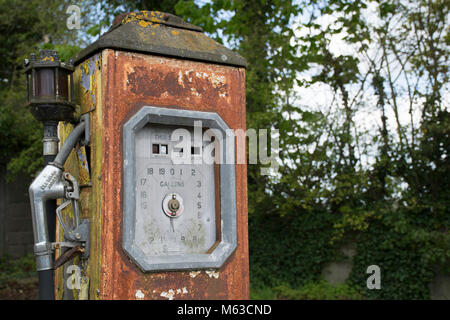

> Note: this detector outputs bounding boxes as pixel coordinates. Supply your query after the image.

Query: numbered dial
[134,124,217,256]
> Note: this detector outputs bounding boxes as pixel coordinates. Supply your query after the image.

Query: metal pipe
[29,165,66,271]
[43,122,59,157]
[53,121,85,168]
[38,269,55,300]
[39,122,58,300]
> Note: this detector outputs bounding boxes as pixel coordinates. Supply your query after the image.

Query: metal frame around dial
[122,106,237,272]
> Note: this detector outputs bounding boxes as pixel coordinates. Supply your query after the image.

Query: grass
[0,254,38,300]
[251,280,364,300]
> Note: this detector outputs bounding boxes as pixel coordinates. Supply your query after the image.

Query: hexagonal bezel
[122,106,237,271]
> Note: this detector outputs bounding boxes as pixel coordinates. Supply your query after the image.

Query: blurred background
[0,0,448,299]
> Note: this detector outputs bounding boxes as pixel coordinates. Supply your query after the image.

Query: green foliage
[181,0,449,299]
[250,286,278,300]
[6,120,44,181]
[274,281,363,300]
[251,280,364,300]
[0,254,36,286]
[0,71,43,177]
[349,212,448,299]
[0,0,83,179]
[249,209,339,288]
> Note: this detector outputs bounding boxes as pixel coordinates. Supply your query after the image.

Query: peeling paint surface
[80,55,99,107]
[135,289,145,300]
[126,65,229,106]
[160,287,188,300]
[160,289,175,300]
[205,270,220,279]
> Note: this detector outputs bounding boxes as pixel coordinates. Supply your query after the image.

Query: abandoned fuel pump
[28,11,249,300]
[25,50,90,300]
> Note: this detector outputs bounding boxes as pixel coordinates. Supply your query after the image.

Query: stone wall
[0,164,34,258]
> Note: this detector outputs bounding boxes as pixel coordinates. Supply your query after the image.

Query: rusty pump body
[29,11,249,300]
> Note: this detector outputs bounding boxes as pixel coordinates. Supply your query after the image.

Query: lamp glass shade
[35,68,55,98]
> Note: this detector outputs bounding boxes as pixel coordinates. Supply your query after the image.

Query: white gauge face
[133,124,217,256]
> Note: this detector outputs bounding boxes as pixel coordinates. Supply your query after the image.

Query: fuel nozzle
[28,120,89,272]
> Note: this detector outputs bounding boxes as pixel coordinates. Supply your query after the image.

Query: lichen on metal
[75,146,91,186]
[115,11,200,31]
[72,11,247,68]
[41,56,55,62]
[80,56,98,106]
[55,52,104,300]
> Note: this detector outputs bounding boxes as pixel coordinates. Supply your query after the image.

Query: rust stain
[99,50,248,300]
[126,66,229,107]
